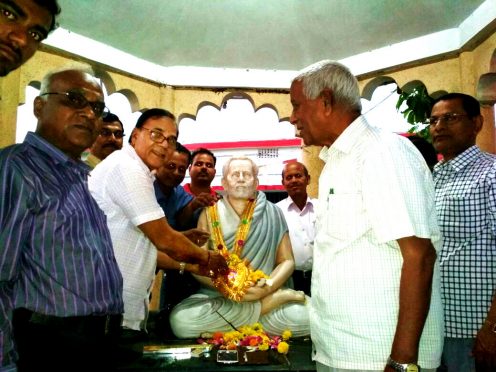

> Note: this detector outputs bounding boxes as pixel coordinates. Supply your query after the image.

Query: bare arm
[473,293,496,368]
[139,217,227,275]
[156,250,203,275]
[268,233,295,288]
[176,193,221,229]
[191,210,218,287]
[389,236,436,365]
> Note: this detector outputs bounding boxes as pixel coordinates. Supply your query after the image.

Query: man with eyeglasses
[0,69,123,370]
[428,93,496,371]
[88,108,228,347]
[0,0,60,77]
[82,112,125,168]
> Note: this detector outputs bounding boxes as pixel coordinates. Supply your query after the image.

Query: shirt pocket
[441,195,485,239]
[325,193,369,241]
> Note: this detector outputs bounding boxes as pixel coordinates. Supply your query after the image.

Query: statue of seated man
[170,156,310,338]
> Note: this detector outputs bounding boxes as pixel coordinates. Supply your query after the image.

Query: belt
[24,309,122,336]
[294,270,312,279]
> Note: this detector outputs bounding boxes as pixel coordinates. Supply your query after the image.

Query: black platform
[117,337,316,371]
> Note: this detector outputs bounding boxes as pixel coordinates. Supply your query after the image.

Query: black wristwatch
[387,356,421,372]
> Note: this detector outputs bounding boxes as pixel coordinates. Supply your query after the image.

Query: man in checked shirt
[429,93,496,371]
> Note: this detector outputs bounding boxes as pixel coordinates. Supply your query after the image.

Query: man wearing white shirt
[289,60,443,372]
[88,108,227,336]
[276,161,316,295]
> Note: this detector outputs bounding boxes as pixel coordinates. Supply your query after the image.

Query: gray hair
[293,60,362,113]
[222,156,259,180]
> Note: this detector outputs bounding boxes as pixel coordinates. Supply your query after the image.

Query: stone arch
[256,103,288,123]
[475,47,496,154]
[362,76,396,100]
[400,80,426,94]
[28,81,41,91]
[18,80,42,105]
[115,89,140,112]
[93,69,116,94]
[177,102,219,124]
[477,47,496,105]
[490,48,496,72]
[221,91,255,110]
[430,90,449,100]
[177,91,287,124]
[177,112,197,124]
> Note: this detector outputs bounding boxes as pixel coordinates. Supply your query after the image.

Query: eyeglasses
[40,91,109,118]
[100,128,125,139]
[140,127,177,147]
[426,113,469,127]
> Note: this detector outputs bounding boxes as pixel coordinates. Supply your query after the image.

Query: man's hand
[202,250,228,277]
[191,192,222,210]
[473,318,496,369]
[182,228,210,246]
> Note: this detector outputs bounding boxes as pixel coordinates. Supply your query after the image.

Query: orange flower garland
[199,322,292,354]
[207,198,269,301]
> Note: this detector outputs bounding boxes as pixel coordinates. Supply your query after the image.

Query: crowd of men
[0,1,495,372]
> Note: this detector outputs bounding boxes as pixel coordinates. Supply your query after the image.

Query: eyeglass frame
[39,91,109,118]
[99,128,125,139]
[426,112,471,127]
[140,126,178,147]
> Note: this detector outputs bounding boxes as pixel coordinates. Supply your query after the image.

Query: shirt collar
[285,196,314,213]
[433,145,481,173]
[183,182,215,196]
[123,145,156,179]
[319,115,369,162]
[25,132,90,175]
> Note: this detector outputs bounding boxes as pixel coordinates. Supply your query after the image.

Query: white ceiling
[45,0,495,88]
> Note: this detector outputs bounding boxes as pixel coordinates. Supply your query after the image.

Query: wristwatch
[387,356,421,372]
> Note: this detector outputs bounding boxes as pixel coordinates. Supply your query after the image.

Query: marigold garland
[207,198,269,301]
[198,322,291,354]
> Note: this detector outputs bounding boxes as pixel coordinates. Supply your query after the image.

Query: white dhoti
[170,293,310,338]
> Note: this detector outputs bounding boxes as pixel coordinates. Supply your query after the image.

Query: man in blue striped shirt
[0,69,124,371]
[429,93,496,371]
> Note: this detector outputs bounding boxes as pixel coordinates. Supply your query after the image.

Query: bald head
[281,162,310,202]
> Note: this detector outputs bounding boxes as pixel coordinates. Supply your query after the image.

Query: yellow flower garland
[207,198,268,301]
[202,322,291,354]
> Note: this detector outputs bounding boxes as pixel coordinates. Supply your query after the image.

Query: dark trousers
[292,270,312,296]
[13,308,123,372]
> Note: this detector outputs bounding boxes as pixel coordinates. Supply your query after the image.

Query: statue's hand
[241,284,271,302]
[182,228,210,246]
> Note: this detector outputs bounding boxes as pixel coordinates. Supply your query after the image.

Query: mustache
[102,143,119,148]
[0,41,22,63]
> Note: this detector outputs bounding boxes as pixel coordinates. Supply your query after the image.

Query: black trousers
[13,308,123,372]
[292,270,312,296]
